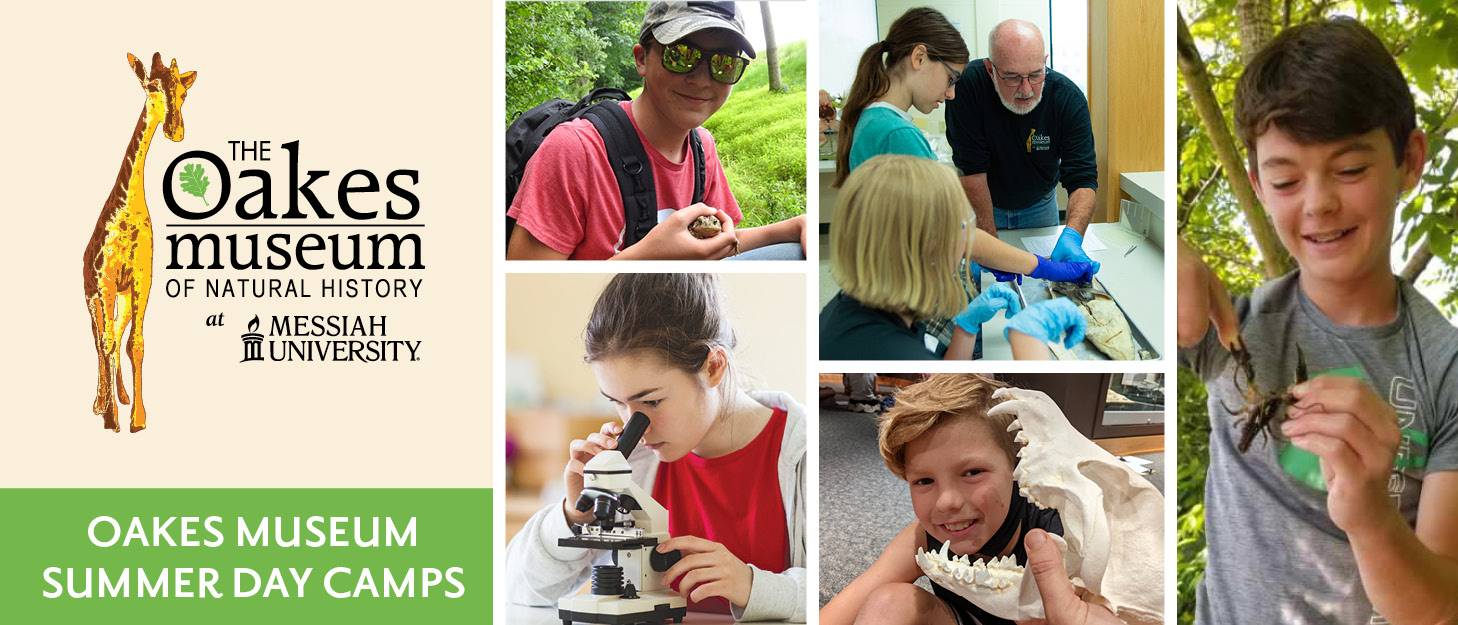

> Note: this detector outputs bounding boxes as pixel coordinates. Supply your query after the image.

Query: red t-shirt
[507,100,742,260]
[653,407,789,613]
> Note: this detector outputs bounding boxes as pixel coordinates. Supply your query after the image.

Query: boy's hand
[1283,376,1403,536]
[563,421,624,526]
[1016,529,1122,625]
[657,536,753,607]
[617,204,738,260]
[1177,238,1240,349]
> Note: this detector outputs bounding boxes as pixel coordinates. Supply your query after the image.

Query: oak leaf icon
[179,162,210,207]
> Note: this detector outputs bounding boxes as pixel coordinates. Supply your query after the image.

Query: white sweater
[504,391,808,622]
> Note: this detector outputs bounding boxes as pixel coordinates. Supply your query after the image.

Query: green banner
[0,489,491,623]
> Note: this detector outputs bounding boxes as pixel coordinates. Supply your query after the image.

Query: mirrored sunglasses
[661,43,750,85]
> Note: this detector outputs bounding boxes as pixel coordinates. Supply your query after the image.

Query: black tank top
[923,492,1063,625]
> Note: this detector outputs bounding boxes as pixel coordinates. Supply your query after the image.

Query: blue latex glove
[1050,228,1101,281]
[954,283,1024,333]
[966,261,983,280]
[1005,298,1087,348]
[988,267,1021,283]
[1027,255,1094,283]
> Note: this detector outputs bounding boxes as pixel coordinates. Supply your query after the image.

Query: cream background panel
[0,1,491,487]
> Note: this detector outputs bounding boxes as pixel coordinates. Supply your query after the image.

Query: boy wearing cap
[1179,18,1458,624]
[507,1,807,260]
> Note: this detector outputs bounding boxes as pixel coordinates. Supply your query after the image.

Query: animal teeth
[1014,431,1029,444]
[1006,419,1022,432]
[940,540,951,558]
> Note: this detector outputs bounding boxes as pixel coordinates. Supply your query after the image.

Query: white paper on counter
[1020,227,1109,256]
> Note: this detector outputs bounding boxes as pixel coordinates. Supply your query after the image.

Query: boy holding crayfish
[1178,18,1458,625]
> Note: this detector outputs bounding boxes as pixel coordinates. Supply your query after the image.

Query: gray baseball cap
[640,2,756,59]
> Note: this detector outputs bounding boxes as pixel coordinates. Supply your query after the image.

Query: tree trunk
[1238,0,1275,63]
[760,2,782,91]
[1178,9,1293,277]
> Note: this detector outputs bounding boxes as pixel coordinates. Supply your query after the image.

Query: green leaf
[1431,227,1453,258]
[179,162,210,207]
[1405,33,1444,93]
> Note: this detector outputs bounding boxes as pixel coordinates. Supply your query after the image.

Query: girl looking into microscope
[504,273,807,622]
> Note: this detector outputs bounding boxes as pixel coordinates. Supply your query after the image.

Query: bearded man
[946,19,1100,279]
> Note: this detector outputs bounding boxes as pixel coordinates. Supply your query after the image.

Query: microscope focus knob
[650,547,682,572]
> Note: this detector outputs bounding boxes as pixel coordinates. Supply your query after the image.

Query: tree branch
[1400,242,1434,283]
[1178,9,1294,277]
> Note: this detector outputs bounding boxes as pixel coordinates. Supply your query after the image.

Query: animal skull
[914,387,1163,624]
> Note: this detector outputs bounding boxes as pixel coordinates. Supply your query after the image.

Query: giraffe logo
[82,52,197,433]
[1027,128,1036,152]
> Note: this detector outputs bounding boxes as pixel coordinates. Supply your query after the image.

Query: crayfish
[1225,340,1307,453]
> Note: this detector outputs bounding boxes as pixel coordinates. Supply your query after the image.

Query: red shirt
[507,100,742,260]
[653,407,789,613]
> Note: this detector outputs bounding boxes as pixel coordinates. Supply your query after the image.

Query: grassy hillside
[635,40,807,227]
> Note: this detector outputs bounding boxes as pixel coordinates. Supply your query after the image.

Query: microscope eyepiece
[616,412,650,457]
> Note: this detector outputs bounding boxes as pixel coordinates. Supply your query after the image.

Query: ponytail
[831,7,969,189]
[834,42,895,188]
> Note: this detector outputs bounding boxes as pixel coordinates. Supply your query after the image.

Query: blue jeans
[726,242,805,261]
[993,187,1059,230]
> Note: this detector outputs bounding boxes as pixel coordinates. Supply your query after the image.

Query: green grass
[634,40,807,227]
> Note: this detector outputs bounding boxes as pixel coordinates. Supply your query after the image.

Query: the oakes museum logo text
[83,52,424,434]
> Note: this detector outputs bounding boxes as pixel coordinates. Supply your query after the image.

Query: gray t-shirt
[1181,273,1458,625]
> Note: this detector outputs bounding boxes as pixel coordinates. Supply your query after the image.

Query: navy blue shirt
[945,59,1098,211]
[819,291,938,361]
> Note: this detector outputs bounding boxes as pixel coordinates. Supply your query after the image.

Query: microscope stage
[559,535,660,551]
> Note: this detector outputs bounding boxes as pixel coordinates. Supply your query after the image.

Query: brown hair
[584,273,737,404]
[832,154,974,322]
[833,7,970,188]
[1235,17,1415,172]
[878,374,1014,479]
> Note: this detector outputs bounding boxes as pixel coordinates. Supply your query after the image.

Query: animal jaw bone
[916,541,1049,619]
[914,387,1164,624]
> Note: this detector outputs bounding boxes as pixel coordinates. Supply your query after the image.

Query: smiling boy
[1179,18,1458,625]
[507,1,806,260]
[819,375,1065,625]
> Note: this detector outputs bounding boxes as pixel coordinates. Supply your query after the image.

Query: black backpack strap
[688,129,705,205]
[504,88,633,252]
[582,102,658,249]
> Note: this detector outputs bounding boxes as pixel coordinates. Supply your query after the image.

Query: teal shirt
[847,105,937,173]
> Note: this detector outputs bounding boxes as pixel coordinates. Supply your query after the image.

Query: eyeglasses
[991,63,1048,88]
[661,42,751,85]
[939,60,962,88]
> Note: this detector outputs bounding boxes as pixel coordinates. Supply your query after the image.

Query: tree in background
[760,2,782,92]
[1178,1,1458,621]
[504,2,647,123]
[589,2,650,92]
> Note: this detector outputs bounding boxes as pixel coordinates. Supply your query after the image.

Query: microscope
[559,412,687,625]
